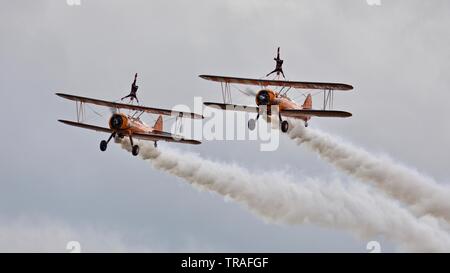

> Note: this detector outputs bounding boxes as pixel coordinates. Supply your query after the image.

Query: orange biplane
[200,75,354,132]
[56,93,202,156]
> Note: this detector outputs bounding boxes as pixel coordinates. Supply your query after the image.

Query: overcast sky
[0,0,449,252]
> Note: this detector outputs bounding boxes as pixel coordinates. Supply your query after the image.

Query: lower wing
[58,120,201,145]
[281,109,352,118]
[203,102,258,113]
[203,103,352,118]
[59,119,113,133]
[133,131,201,145]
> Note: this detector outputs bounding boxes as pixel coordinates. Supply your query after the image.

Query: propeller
[110,107,119,115]
[237,88,258,97]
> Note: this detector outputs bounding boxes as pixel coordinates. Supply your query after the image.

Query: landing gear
[248,114,259,131]
[305,121,309,128]
[129,135,139,156]
[278,113,289,133]
[154,141,158,148]
[99,132,116,152]
[248,119,256,131]
[100,140,107,151]
[281,120,289,133]
[132,145,140,156]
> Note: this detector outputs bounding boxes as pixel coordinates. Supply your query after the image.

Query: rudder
[302,94,312,109]
[153,115,163,131]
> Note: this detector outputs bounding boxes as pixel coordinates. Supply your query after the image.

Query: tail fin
[153,115,163,131]
[302,94,312,109]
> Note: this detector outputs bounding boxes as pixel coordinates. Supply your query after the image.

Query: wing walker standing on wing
[121,73,140,104]
[266,47,285,79]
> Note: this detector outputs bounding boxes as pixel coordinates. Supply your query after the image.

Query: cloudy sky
[0,0,449,252]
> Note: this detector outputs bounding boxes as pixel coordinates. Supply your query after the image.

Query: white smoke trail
[121,141,450,252]
[288,121,450,222]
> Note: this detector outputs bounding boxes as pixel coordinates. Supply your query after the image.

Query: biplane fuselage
[108,113,159,137]
[255,89,311,123]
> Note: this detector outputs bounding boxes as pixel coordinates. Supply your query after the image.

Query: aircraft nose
[256,91,270,105]
[110,114,123,129]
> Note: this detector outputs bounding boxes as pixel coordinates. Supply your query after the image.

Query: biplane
[200,75,354,132]
[56,93,202,156]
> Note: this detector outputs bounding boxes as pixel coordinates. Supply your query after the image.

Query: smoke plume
[121,140,450,252]
[288,121,450,223]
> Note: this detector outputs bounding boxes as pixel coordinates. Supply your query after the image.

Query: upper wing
[58,120,201,145]
[56,93,203,119]
[203,102,258,113]
[199,75,353,91]
[281,109,352,118]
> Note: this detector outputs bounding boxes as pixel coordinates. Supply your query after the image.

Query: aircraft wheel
[100,140,108,151]
[154,142,158,148]
[132,145,140,156]
[281,120,289,133]
[305,122,309,128]
[248,119,256,131]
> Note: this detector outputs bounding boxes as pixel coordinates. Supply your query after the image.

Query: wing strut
[76,101,86,122]
[322,89,335,110]
[220,82,232,104]
[175,115,183,135]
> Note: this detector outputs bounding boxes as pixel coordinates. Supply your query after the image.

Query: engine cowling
[255,90,276,106]
[109,114,129,130]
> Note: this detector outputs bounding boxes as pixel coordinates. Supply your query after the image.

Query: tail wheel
[281,120,289,133]
[132,145,140,156]
[248,119,256,131]
[100,140,107,151]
